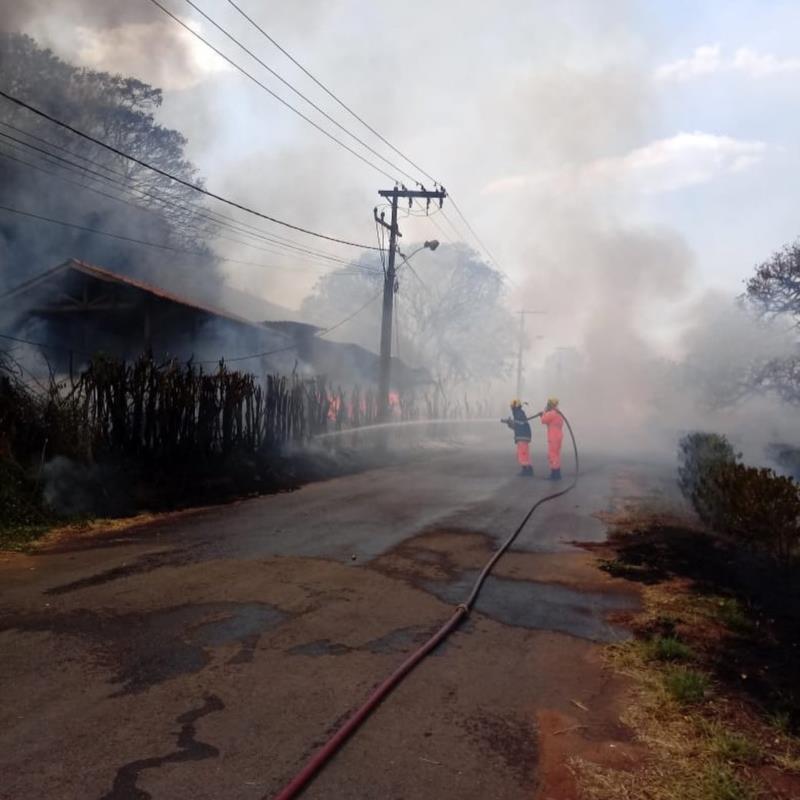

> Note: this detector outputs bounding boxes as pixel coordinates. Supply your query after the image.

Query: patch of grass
[774,749,800,773]
[581,512,800,800]
[0,522,52,552]
[664,667,710,705]
[573,746,762,800]
[645,635,693,663]
[701,763,759,800]
[0,456,55,551]
[704,724,762,765]
[713,597,755,636]
[767,709,794,736]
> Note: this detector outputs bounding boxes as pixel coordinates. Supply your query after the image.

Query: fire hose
[273,411,579,799]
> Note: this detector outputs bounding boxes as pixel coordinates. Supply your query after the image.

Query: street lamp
[397,239,439,262]
[396,240,439,289]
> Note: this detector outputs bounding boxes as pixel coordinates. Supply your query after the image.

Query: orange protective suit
[540,409,564,470]
[516,441,531,467]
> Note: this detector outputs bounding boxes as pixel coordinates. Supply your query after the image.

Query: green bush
[697,463,800,567]
[678,432,739,525]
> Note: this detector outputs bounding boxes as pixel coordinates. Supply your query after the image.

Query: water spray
[313,417,499,440]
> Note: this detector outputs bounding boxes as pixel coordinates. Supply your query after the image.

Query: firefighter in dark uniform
[503,399,534,476]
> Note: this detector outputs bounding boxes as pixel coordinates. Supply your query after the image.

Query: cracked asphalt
[0,440,679,799]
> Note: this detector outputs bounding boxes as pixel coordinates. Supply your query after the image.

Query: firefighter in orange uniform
[540,397,564,480]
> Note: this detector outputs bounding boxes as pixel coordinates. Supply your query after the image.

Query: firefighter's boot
[549,468,562,481]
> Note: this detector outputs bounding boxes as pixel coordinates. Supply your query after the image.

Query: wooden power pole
[374,186,446,420]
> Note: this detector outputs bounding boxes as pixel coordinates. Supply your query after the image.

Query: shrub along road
[0,443,731,799]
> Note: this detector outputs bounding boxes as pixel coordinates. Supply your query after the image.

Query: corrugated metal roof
[1,258,261,329]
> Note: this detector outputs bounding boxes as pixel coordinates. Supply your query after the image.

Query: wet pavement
[424,572,633,642]
[0,443,678,799]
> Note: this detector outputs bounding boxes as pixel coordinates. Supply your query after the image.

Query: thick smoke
[0,28,223,303]
[2,0,797,467]
[0,1,155,31]
[481,53,799,465]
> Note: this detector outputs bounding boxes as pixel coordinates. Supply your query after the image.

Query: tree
[746,238,800,319]
[301,243,516,404]
[0,33,214,293]
[744,238,800,403]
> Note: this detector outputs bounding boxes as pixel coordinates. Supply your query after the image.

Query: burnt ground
[594,514,800,735]
[0,445,678,799]
[577,490,800,800]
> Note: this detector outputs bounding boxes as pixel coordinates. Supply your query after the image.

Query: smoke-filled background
[2,0,800,463]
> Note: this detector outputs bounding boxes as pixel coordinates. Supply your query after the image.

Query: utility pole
[374,185,446,420]
[515,309,545,399]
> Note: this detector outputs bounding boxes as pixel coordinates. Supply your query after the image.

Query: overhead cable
[0,118,365,262]
[0,89,380,250]
[178,0,420,185]
[147,0,400,183]
[225,0,438,185]
[0,139,368,272]
[0,202,369,276]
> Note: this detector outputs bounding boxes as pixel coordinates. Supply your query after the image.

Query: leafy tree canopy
[0,33,214,293]
[301,242,516,401]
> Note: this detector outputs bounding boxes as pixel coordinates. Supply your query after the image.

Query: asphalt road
[0,440,678,799]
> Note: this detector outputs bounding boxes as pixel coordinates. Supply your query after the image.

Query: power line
[197,289,382,363]
[166,0,459,274]
[225,0,438,186]
[218,0,469,283]
[0,118,125,180]
[394,291,400,359]
[0,88,380,250]
[317,289,381,338]
[0,139,373,274]
[0,128,129,190]
[177,0,421,186]
[445,195,517,286]
[0,202,370,276]
[0,332,89,357]
[447,196,500,266]
[431,209,465,244]
[398,257,429,291]
[0,151,378,280]
[147,0,400,184]
[222,2,457,262]
[0,121,371,269]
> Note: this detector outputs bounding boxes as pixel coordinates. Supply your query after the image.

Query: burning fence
[1,350,389,514]
[1,345,496,520]
[11,354,386,465]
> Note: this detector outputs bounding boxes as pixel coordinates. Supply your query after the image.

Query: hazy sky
[5,1,800,348]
